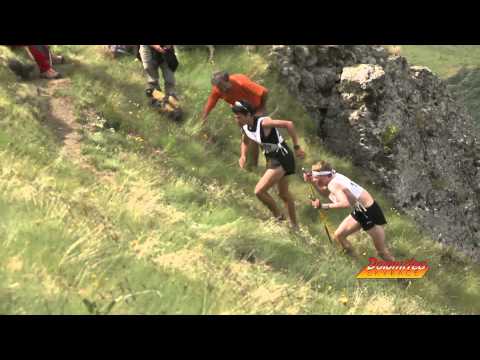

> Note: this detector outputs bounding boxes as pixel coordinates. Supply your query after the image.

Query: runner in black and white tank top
[232,100,305,229]
[241,116,296,175]
[242,116,284,151]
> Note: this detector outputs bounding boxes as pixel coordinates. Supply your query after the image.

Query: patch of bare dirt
[37,78,114,184]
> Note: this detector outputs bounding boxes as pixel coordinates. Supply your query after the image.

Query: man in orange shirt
[202,71,269,167]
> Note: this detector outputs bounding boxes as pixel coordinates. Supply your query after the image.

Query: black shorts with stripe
[351,201,387,231]
[265,143,296,176]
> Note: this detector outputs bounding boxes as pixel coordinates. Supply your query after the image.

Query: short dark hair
[232,100,255,116]
[212,71,229,86]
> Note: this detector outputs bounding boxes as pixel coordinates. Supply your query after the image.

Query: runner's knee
[278,190,291,203]
[255,187,265,198]
[334,229,347,240]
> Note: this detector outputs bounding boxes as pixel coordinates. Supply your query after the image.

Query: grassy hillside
[397,45,480,126]
[1,45,479,314]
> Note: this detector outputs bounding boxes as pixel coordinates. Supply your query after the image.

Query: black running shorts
[351,201,387,231]
[265,143,296,176]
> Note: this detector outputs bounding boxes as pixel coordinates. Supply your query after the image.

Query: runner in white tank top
[328,173,365,201]
[304,160,395,262]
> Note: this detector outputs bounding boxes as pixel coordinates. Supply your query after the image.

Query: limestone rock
[269,45,480,261]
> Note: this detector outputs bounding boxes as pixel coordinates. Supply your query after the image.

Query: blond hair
[312,160,333,173]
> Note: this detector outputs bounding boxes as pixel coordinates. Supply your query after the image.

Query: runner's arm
[240,132,249,157]
[150,45,166,53]
[202,90,221,122]
[313,183,330,198]
[262,118,300,149]
[239,131,250,169]
[322,185,350,210]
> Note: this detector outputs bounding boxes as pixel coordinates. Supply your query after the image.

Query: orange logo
[357,258,429,279]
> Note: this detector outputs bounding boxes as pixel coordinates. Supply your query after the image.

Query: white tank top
[242,117,287,155]
[328,173,365,200]
[243,117,284,144]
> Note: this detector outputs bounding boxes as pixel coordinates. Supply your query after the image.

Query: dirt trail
[38,78,114,183]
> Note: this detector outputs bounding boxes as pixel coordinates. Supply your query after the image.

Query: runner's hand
[311,199,321,209]
[239,156,247,169]
[295,147,305,159]
[152,45,166,53]
[303,172,312,183]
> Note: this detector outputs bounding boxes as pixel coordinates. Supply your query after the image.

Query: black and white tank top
[242,117,288,155]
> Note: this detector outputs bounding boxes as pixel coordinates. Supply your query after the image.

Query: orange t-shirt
[203,74,268,116]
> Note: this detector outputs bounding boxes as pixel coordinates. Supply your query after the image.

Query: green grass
[396,45,480,126]
[399,46,480,78]
[0,45,479,314]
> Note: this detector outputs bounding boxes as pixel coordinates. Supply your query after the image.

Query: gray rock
[269,45,480,262]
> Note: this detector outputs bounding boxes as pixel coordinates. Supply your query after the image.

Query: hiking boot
[40,68,62,80]
[167,91,179,102]
[149,98,162,108]
[145,85,161,98]
[145,88,155,98]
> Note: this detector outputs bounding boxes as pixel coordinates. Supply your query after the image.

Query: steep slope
[0,45,479,314]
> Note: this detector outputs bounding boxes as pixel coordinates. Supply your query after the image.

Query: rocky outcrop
[269,45,480,261]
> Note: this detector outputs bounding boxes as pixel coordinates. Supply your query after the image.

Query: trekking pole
[318,205,333,245]
[302,168,334,245]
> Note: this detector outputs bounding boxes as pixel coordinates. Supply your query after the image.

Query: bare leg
[248,142,260,168]
[277,176,297,228]
[367,226,395,261]
[255,168,286,219]
[334,215,362,253]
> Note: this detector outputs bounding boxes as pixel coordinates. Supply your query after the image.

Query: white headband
[312,170,336,177]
